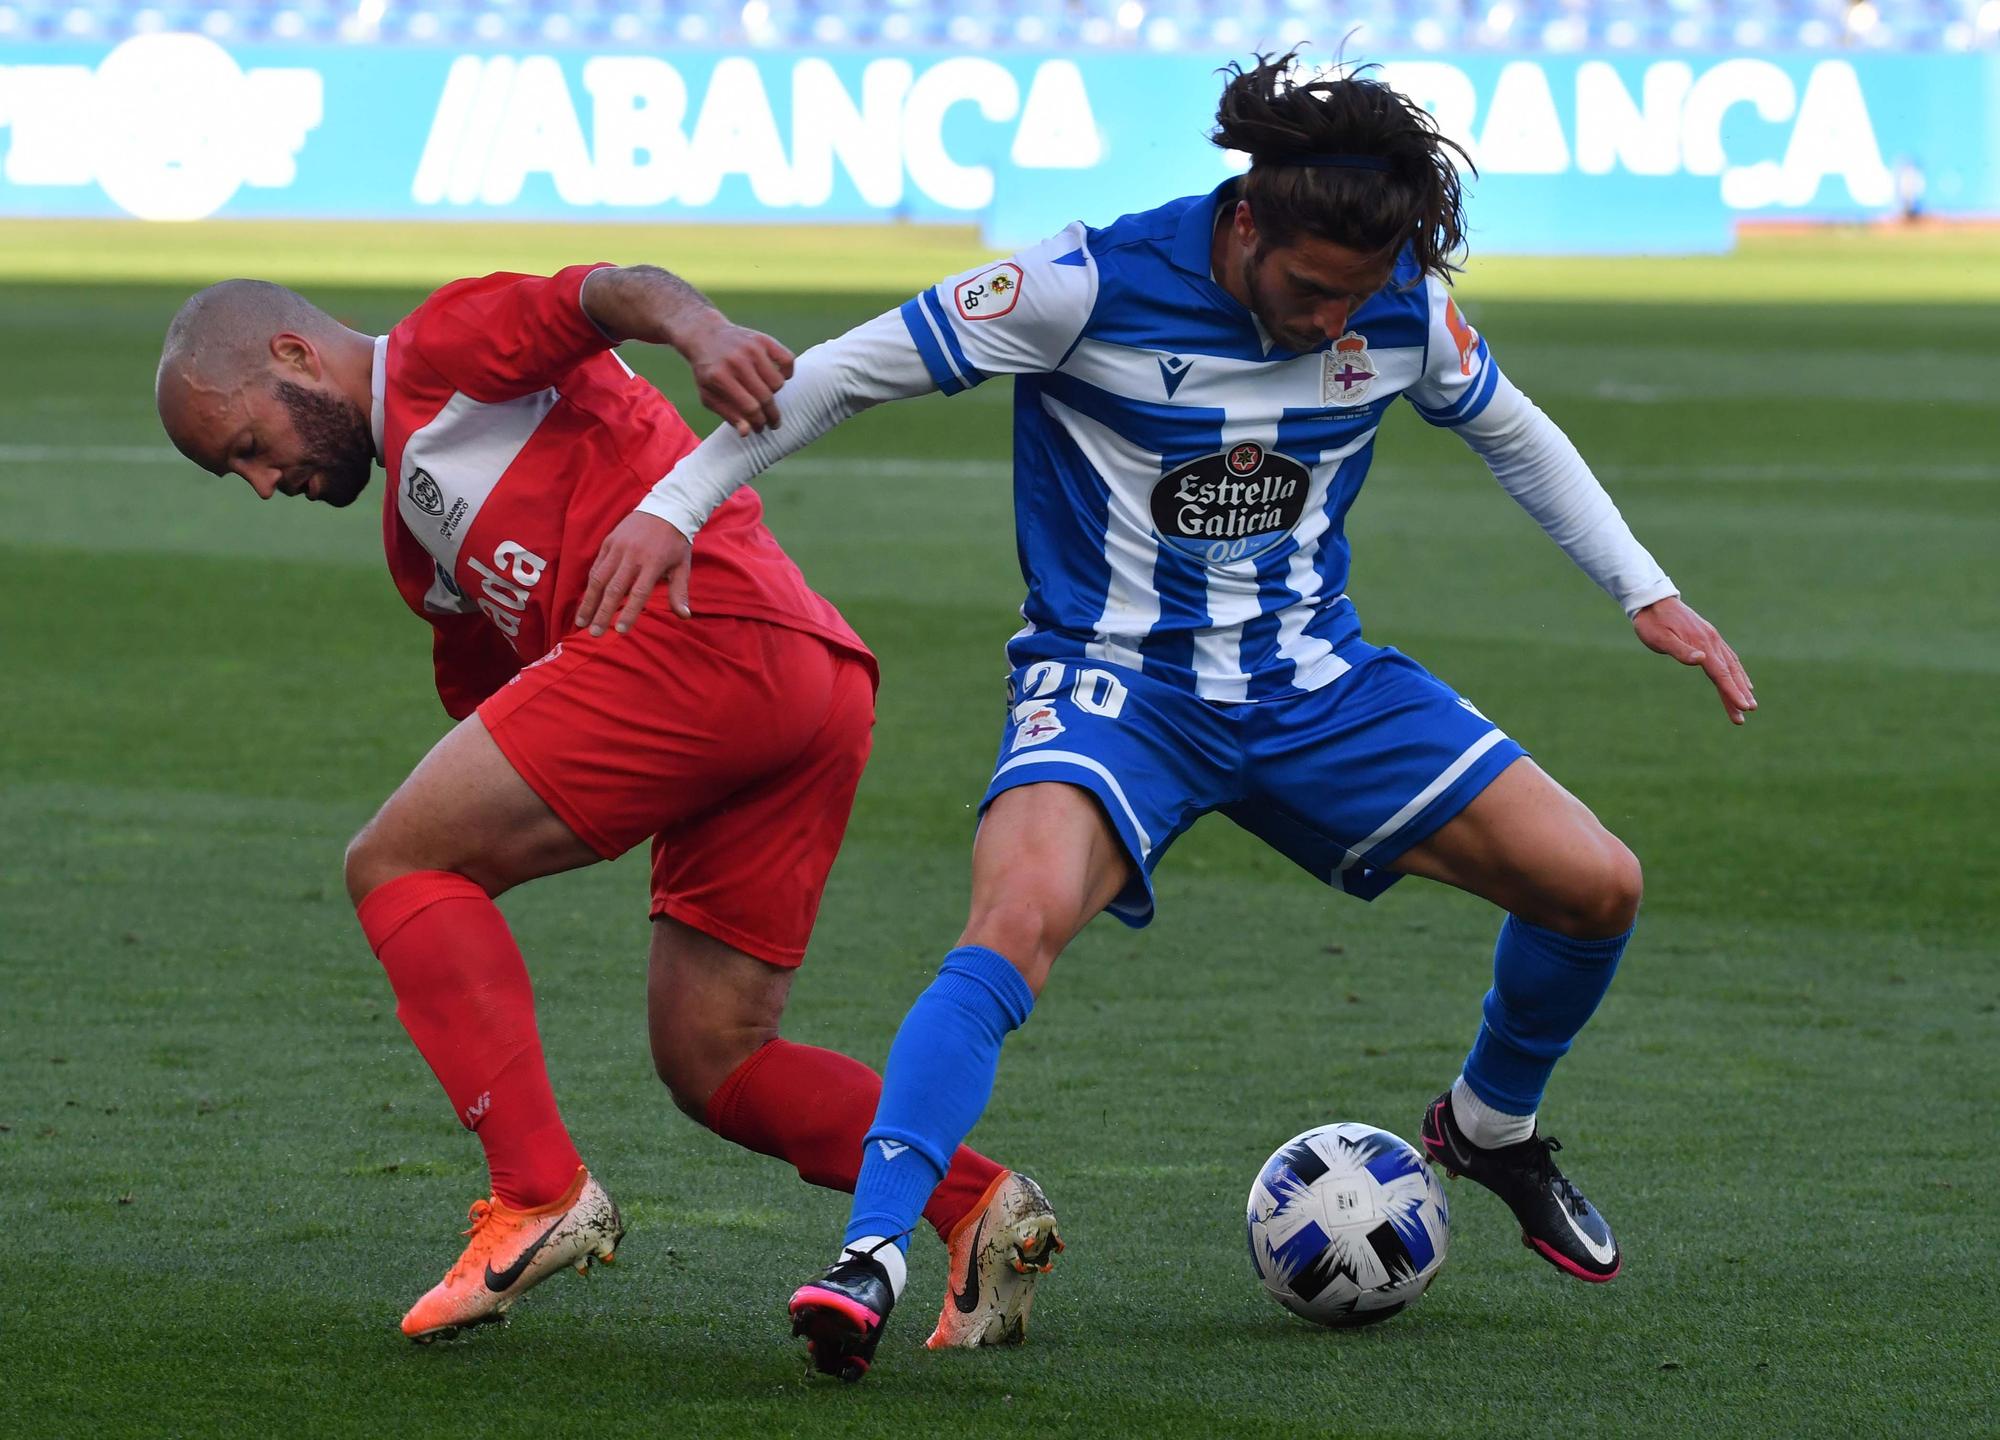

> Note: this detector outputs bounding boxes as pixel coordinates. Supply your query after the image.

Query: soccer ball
[1246,1122,1449,1327]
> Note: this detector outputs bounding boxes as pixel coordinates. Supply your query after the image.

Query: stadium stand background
[3,0,1998,52]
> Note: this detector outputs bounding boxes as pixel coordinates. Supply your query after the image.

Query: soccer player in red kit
[153,264,1061,1350]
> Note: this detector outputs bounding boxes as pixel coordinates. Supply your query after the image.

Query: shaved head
[157,279,378,507]
[159,279,335,388]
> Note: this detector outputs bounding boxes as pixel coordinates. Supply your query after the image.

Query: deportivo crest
[1010,703,1065,751]
[954,262,1024,321]
[405,466,444,516]
[1322,334,1376,405]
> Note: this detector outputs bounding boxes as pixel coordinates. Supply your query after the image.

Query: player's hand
[574,511,691,635]
[1632,596,1757,725]
[679,316,794,437]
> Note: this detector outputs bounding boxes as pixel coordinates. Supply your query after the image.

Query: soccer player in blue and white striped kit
[577,53,1757,1377]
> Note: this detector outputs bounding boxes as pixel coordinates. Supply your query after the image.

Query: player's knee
[1549,835,1642,939]
[959,894,1072,994]
[342,825,402,908]
[649,1007,775,1124]
[654,1055,713,1124]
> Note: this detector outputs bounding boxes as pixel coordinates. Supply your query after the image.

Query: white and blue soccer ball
[1246,1122,1450,1327]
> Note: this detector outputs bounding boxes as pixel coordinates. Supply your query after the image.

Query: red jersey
[370,264,869,718]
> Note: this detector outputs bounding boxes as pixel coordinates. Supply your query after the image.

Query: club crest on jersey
[1151,442,1311,567]
[1010,704,1065,751]
[1322,334,1376,405]
[405,466,445,516]
[954,262,1023,322]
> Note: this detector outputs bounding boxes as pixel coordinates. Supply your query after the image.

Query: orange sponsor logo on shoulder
[1444,297,1480,376]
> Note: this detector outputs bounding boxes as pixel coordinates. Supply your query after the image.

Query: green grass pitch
[2,221,1995,1437]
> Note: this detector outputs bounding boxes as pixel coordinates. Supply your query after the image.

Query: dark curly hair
[1211,51,1473,281]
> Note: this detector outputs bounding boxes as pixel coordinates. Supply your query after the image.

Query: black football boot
[1420,1090,1622,1282]
[788,1241,900,1381]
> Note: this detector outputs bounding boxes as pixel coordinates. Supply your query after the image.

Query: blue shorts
[981,644,1526,926]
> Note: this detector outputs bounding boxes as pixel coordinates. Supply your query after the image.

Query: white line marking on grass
[1598,461,1999,484]
[0,446,1017,482]
[0,444,184,464]
[769,457,1013,482]
[1591,381,1678,403]
[8,446,1986,488]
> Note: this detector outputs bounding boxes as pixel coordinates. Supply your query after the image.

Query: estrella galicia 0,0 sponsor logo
[1149,441,1310,566]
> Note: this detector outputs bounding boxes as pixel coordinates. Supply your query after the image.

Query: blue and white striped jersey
[898,181,1500,703]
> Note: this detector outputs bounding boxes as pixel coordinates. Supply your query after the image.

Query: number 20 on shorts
[1018,661,1129,718]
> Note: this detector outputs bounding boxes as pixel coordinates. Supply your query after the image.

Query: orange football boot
[925,1170,1063,1349]
[401,1166,623,1342]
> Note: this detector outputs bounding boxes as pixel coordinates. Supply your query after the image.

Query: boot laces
[1526,1137,1588,1217]
[439,1199,504,1282]
[827,1233,906,1283]
[462,1198,496,1237]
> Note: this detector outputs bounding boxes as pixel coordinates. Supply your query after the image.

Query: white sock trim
[841,1236,907,1301]
[1451,1075,1536,1149]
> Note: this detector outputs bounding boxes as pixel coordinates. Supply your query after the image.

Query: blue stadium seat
[18,0,1996,50]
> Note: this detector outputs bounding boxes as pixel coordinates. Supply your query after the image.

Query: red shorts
[478,614,876,967]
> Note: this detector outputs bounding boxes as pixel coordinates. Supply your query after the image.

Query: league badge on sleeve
[1322,334,1376,406]
[955,263,1024,322]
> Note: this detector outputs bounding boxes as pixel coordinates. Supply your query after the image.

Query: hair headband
[1275,154,1394,172]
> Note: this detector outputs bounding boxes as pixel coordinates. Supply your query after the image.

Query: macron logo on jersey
[1158,354,1193,398]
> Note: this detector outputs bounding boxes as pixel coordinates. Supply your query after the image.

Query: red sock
[357,870,583,1210]
[704,1038,1004,1239]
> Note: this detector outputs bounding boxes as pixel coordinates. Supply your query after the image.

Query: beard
[1241,249,1316,354]
[273,380,375,508]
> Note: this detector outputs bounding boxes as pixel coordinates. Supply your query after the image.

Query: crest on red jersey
[406,466,444,517]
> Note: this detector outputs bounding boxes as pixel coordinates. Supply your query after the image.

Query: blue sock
[1461,915,1632,1117]
[844,946,1035,1252]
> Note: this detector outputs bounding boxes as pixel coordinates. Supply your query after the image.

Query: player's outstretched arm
[1450,375,1756,727]
[576,233,1096,634]
[580,265,795,437]
[1632,597,1757,726]
[574,307,940,634]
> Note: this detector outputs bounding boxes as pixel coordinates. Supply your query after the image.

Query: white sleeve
[636,223,1096,537]
[1454,372,1680,619]
[1403,277,1502,427]
[635,308,935,537]
[894,221,1097,393]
